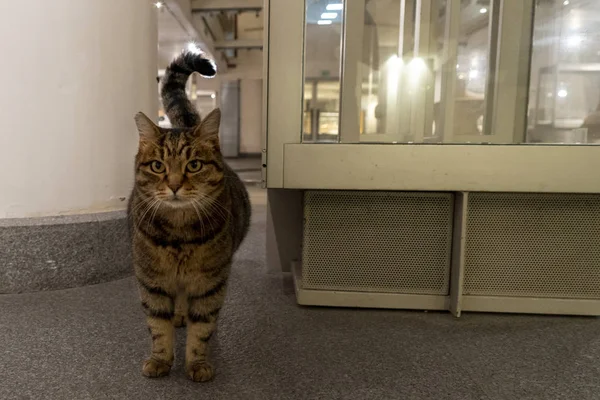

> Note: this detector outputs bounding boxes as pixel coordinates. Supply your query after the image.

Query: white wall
[240,79,263,154]
[0,0,157,218]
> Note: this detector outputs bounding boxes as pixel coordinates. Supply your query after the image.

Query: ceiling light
[563,0,570,5]
[211,93,216,99]
[479,7,488,14]
[326,3,343,11]
[558,89,568,98]
[321,12,338,19]
[468,69,479,80]
[317,20,332,25]
[154,2,163,8]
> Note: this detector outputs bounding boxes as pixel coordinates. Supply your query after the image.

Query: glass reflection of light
[386,55,402,96]
[320,12,337,19]
[566,34,584,48]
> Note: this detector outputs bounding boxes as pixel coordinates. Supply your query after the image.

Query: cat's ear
[194,108,221,149]
[134,112,160,141]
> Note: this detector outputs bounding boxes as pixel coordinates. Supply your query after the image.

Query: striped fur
[161,51,216,128]
[128,52,250,382]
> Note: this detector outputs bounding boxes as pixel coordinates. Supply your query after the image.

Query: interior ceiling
[157,0,262,71]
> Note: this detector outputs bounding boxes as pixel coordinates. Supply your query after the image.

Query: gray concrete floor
[2,187,600,399]
[226,157,262,186]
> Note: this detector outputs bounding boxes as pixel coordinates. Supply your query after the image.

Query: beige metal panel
[265,0,304,188]
[463,192,600,299]
[482,0,500,137]
[449,192,468,318]
[293,263,449,310]
[462,296,600,316]
[266,189,303,273]
[302,191,453,295]
[261,0,269,187]
[283,143,600,193]
[339,0,365,143]
[489,0,534,143]
[440,0,460,143]
[411,0,435,141]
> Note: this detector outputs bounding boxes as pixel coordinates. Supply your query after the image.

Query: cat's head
[133,109,224,208]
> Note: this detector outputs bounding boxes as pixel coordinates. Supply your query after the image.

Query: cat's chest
[159,241,224,277]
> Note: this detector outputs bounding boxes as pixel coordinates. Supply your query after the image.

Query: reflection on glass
[448,11,490,141]
[302,0,600,144]
[302,0,343,142]
[528,0,600,144]
[341,0,492,143]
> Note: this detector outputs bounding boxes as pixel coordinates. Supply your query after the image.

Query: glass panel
[338,0,494,143]
[527,0,600,144]
[303,81,314,140]
[447,1,490,142]
[305,0,600,145]
[302,0,343,142]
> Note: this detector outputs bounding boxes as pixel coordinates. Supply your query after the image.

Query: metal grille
[464,193,600,299]
[302,191,453,295]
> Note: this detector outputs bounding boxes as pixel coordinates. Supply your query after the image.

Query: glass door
[265,0,600,192]
[303,80,341,142]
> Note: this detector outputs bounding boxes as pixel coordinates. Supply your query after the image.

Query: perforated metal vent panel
[464,193,600,299]
[302,191,453,295]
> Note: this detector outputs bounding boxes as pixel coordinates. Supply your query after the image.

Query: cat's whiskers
[147,199,163,231]
[196,192,231,222]
[193,197,217,234]
[190,199,206,238]
[130,195,155,215]
[136,198,160,231]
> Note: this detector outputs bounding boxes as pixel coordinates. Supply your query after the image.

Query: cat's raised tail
[160,50,217,128]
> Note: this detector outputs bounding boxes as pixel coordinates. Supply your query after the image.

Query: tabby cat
[128,51,251,382]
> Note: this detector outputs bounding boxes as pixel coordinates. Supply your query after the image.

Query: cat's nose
[168,183,182,194]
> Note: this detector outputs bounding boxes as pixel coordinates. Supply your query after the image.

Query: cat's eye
[150,160,165,173]
[187,160,203,173]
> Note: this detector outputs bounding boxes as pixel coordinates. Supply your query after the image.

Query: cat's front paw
[142,358,171,378]
[186,361,214,382]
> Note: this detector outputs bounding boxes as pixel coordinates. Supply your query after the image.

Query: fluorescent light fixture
[387,54,402,66]
[326,3,343,11]
[563,0,570,5]
[321,12,337,19]
[558,89,568,98]
[317,20,332,25]
[479,7,488,14]
[154,2,163,8]
[211,93,216,99]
